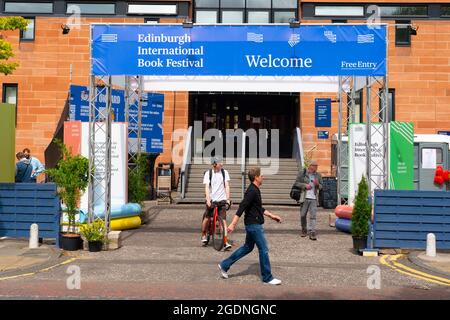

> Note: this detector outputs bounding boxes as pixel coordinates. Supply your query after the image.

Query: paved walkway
[0,238,61,275]
[0,204,449,299]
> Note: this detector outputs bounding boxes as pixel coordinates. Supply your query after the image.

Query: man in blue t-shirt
[23,148,45,182]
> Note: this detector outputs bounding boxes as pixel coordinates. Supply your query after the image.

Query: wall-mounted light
[289,18,301,28]
[182,18,193,28]
[61,24,70,35]
[408,25,418,36]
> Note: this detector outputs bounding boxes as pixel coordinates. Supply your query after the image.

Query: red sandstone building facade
[1,0,449,181]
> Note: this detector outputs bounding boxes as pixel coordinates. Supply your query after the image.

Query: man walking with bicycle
[201,156,232,251]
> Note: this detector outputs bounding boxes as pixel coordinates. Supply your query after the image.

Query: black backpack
[208,168,226,188]
[290,184,301,201]
[290,169,306,201]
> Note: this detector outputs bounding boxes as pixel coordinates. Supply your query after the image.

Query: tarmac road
[0,205,449,300]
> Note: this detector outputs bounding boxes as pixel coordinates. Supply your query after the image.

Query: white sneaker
[201,236,208,244]
[218,264,228,279]
[265,278,282,285]
[224,242,232,251]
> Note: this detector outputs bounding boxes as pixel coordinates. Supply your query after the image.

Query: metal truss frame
[88,75,113,232]
[124,76,143,172]
[366,76,389,196]
[88,75,144,234]
[337,75,389,205]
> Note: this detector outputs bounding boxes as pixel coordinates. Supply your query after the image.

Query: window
[380,6,427,17]
[2,84,18,125]
[422,148,443,166]
[247,0,271,9]
[442,5,450,16]
[379,89,395,122]
[395,21,411,46]
[274,11,296,23]
[248,11,270,23]
[67,3,115,15]
[128,4,177,15]
[194,1,298,23]
[196,10,218,23]
[4,2,53,13]
[20,17,35,41]
[315,6,364,17]
[221,0,245,8]
[273,0,297,9]
[195,0,219,8]
[222,11,244,23]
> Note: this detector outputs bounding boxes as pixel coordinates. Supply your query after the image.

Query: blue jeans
[220,224,273,283]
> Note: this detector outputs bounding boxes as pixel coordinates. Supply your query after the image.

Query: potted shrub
[46,139,89,251]
[351,176,372,253]
[80,220,105,252]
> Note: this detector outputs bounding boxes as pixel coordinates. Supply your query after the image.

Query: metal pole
[337,76,343,205]
[383,28,390,190]
[104,76,113,234]
[137,76,143,158]
[88,74,95,224]
[366,76,372,194]
[87,23,95,224]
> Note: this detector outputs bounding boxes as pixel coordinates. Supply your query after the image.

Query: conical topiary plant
[351,175,372,239]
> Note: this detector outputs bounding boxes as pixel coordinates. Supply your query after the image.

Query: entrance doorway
[189,92,299,158]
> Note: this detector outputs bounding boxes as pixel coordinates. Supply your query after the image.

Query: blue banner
[92,24,386,76]
[315,98,332,127]
[69,85,164,153]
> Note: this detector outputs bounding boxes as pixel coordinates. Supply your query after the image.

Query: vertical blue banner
[69,85,164,153]
[315,98,331,127]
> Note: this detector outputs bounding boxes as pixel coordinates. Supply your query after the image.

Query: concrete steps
[180,158,300,205]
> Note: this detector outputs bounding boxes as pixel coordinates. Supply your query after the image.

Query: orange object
[334,205,353,219]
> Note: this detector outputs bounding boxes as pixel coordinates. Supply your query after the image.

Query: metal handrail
[241,131,246,198]
[180,126,192,199]
[292,127,304,169]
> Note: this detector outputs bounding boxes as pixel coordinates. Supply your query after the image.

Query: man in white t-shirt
[201,156,232,250]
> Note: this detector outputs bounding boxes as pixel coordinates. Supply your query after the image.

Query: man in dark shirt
[218,167,282,285]
[15,152,33,183]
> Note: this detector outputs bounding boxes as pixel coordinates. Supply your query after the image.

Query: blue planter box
[0,183,61,247]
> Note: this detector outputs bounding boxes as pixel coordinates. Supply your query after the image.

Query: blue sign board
[318,131,329,139]
[315,98,331,127]
[91,24,387,76]
[438,131,450,136]
[69,85,164,153]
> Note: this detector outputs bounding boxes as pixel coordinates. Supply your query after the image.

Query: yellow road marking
[390,255,450,285]
[380,254,450,287]
[0,257,78,282]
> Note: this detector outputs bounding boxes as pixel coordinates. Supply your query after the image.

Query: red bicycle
[202,200,231,251]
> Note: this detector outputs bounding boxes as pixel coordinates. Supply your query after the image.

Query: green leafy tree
[351,176,372,238]
[0,16,28,75]
[46,139,89,234]
[128,154,148,206]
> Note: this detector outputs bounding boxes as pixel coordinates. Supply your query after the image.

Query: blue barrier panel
[0,183,61,247]
[372,190,450,250]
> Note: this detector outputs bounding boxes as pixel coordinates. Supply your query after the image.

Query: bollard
[29,223,39,249]
[426,233,436,257]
